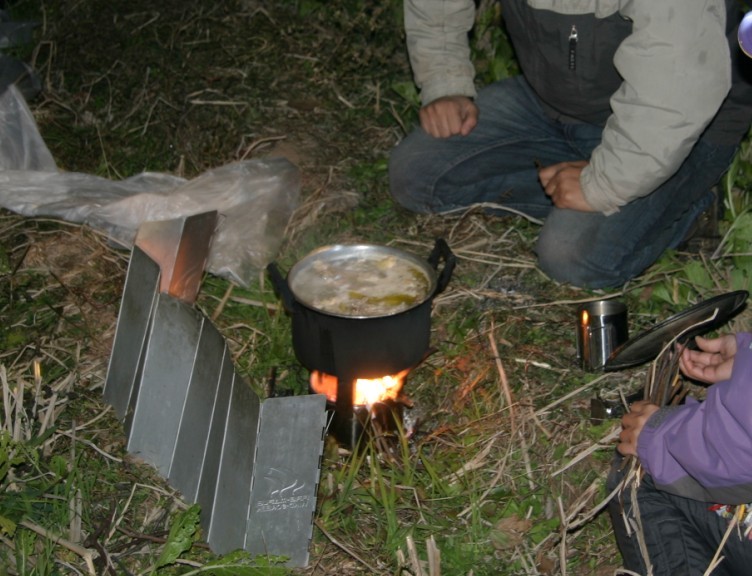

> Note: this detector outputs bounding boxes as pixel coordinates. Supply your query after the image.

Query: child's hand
[679,334,737,384]
[617,400,660,457]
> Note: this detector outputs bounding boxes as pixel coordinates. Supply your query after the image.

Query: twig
[211,283,234,321]
[115,526,168,545]
[566,481,620,531]
[441,203,544,225]
[534,372,612,417]
[488,321,516,432]
[68,406,113,432]
[20,520,97,575]
[517,428,535,491]
[447,436,498,484]
[32,360,42,420]
[457,366,490,402]
[314,519,386,575]
[458,445,511,518]
[626,476,654,576]
[335,89,355,109]
[220,295,279,312]
[514,358,555,370]
[406,535,423,576]
[187,99,247,106]
[551,425,620,477]
[70,488,83,545]
[528,408,553,439]
[426,535,441,576]
[511,293,627,310]
[397,484,428,525]
[239,135,287,160]
[57,430,122,463]
[703,509,739,575]
[13,376,24,442]
[389,101,408,135]
[1,365,12,434]
[105,482,178,545]
[557,496,567,576]
[39,392,59,439]
[561,480,600,525]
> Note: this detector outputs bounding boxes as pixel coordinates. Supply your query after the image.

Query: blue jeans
[389,76,738,288]
[607,456,752,575]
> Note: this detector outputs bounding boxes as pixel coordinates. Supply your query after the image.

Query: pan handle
[427,238,456,295]
[266,263,298,313]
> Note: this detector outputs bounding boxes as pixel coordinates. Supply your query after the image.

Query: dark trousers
[389,75,738,289]
[607,456,752,575]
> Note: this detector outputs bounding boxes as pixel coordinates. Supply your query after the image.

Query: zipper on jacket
[568,25,578,71]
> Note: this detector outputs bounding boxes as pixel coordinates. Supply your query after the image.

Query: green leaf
[730,266,751,291]
[683,261,714,290]
[390,81,420,106]
[0,514,16,536]
[203,567,280,576]
[0,247,10,274]
[649,283,675,306]
[198,551,289,575]
[154,504,201,569]
[201,563,288,576]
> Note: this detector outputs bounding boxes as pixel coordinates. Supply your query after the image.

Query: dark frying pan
[604,290,749,371]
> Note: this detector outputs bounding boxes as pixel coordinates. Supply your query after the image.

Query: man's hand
[538,160,596,212]
[617,400,660,457]
[419,95,478,138]
[679,334,737,384]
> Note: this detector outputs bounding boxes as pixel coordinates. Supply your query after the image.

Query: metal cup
[576,300,629,370]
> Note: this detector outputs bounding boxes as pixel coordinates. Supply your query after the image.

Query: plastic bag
[0,84,53,170]
[0,85,301,286]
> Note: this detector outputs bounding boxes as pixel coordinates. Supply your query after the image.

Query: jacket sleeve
[637,332,752,504]
[404,0,478,106]
[581,0,732,215]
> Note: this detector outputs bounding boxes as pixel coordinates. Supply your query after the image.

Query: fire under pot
[268,239,455,446]
[309,368,412,447]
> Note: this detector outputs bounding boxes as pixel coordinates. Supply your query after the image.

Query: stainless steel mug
[576,300,629,370]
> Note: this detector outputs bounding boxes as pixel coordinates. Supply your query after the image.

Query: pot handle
[427,238,456,295]
[266,262,298,313]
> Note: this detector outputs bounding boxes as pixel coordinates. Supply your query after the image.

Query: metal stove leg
[335,375,360,448]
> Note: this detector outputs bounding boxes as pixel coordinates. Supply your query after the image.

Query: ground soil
[4,1,747,575]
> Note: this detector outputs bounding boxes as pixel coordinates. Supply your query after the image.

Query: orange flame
[581,309,589,326]
[310,368,410,407]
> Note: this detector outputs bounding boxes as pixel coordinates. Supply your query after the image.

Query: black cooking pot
[267,239,455,379]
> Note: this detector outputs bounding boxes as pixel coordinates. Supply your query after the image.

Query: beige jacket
[404,0,733,214]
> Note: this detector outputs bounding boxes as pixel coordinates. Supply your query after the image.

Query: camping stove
[267,239,456,448]
[309,367,414,447]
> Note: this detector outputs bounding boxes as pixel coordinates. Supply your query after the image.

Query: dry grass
[1,1,750,575]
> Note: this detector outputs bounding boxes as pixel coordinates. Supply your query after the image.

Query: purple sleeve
[637,332,752,504]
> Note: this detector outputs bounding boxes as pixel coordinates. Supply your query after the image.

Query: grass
[0,0,751,574]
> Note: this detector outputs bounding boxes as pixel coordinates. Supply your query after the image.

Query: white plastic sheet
[0,85,301,286]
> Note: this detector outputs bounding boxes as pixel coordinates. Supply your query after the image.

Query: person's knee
[388,145,416,211]
[535,233,592,287]
[388,136,435,214]
[536,229,627,289]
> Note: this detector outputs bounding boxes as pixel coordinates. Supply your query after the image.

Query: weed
[642,138,752,311]
[1,0,750,574]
